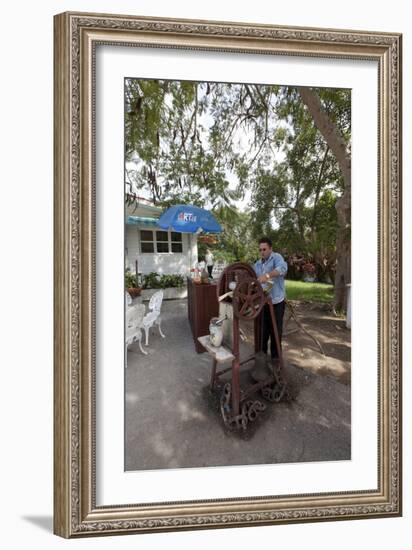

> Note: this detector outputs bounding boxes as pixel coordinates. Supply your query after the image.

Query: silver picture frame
[54,11,402,537]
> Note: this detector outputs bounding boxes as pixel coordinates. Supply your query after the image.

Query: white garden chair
[125,303,147,366]
[142,290,165,346]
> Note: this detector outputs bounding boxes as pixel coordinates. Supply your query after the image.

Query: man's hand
[258,274,269,284]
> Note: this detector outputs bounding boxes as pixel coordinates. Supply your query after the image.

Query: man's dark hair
[259,237,272,248]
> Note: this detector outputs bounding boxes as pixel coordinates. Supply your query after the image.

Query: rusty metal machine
[205,262,288,431]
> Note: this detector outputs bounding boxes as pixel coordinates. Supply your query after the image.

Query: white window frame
[170,231,183,254]
[139,229,155,254]
[139,229,183,255]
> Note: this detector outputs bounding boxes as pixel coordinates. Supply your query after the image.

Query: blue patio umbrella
[157,204,222,234]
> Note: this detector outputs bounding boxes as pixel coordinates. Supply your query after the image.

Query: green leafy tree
[125,79,351,307]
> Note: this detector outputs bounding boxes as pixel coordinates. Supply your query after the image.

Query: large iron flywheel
[217,262,265,320]
[233,276,265,320]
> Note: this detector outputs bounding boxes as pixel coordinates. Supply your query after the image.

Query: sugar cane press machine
[207,262,288,431]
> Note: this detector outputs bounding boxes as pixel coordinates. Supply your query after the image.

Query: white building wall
[126,226,198,275]
[125,225,140,271]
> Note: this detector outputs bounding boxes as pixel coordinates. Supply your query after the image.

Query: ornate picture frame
[54,11,402,538]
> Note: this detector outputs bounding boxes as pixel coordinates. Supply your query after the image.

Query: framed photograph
[54,11,402,538]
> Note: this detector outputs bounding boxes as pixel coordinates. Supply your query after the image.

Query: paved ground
[125,299,351,471]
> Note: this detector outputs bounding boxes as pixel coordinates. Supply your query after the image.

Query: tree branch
[310,145,330,233]
[297,86,351,190]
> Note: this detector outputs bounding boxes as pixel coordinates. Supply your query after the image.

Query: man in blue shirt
[253,237,288,360]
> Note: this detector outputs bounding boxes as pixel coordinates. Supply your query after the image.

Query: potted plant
[141,272,187,300]
[125,271,141,298]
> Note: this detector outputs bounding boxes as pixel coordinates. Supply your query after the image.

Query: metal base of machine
[218,364,289,431]
[220,382,267,431]
[212,262,290,432]
[250,351,273,382]
[261,380,288,403]
[250,356,288,401]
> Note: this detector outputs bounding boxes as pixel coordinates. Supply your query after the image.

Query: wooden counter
[187,277,219,353]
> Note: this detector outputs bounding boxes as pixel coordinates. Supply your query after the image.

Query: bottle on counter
[193,265,201,283]
[200,267,209,284]
[209,317,224,347]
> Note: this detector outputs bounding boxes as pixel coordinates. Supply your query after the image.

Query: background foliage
[125,79,351,298]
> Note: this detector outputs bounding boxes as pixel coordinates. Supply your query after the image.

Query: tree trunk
[297,86,351,310]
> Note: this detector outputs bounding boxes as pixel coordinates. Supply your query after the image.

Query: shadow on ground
[21,516,53,533]
[125,299,351,471]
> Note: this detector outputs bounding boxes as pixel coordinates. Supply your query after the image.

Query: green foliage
[125,271,138,288]
[142,272,184,289]
[125,79,351,284]
[247,87,349,281]
[213,206,258,264]
[194,205,259,265]
[125,79,237,207]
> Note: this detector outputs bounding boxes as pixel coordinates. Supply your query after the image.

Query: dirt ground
[282,301,351,385]
[240,300,351,385]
